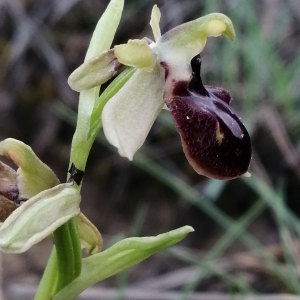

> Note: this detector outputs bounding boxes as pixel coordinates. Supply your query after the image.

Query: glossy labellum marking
[164,55,252,180]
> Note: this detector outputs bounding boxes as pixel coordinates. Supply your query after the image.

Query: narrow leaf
[53,226,194,300]
[85,0,124,61]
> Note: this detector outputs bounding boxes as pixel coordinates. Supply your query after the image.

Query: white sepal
[102,64,164,160]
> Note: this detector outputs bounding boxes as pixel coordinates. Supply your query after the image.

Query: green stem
[69,217,82,278]
[88,67,135,143]
[34,248,58,300]
[37,67,134,298]
[53,219,81,292]
[51,89,101,295]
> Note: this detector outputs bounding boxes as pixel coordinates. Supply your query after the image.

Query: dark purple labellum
[163,55,252,180]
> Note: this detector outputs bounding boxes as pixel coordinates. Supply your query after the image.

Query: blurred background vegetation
[1,0,300,299]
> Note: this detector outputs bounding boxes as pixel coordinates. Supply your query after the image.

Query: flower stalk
[37,0,125,296]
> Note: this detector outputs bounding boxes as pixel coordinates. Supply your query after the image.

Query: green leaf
[84,0,124,62]
[70,0,125,171]
[53,226,194,300]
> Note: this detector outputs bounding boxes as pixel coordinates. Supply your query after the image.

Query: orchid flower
[68,5,252,180]
[0,138,102,254]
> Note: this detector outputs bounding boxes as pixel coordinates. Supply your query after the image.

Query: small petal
[115,39,156,71]
[0,139,59,199]
[76,213,103,255]
[102,64,164,160]
[0,183,80,253]
[150,5,161,42]
[68,49,121,92]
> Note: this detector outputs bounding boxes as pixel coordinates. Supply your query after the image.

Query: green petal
[150,5,161,42]
[0,183,80,253]
[102,64,164,160]
[53,226,194,300]
[68,49,120,92]
[115,39,156,71]
[0,139,59,199]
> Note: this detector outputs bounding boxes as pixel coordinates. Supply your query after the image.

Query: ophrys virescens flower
[68,5,252,180]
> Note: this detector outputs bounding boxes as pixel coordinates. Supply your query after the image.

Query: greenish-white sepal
[76,212,103,255]
[150,5,161,42]
[102,64,164,160]
[68,49,120,92]
[0,183,80,253]
[84,0,124,61]
[115,39,156,71]
[156,13,235,81]
[52,226,194,300]
[0,138,59,199]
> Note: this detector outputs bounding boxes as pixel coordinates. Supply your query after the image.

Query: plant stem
[53,219,81,292]
[34,248,58,300]
[36,66,134,299]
